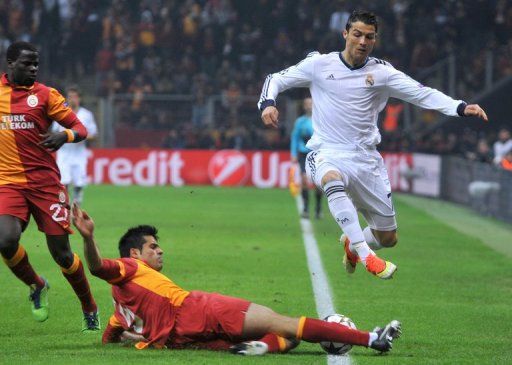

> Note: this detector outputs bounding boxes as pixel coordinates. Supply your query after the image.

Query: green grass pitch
[0,186,510,364]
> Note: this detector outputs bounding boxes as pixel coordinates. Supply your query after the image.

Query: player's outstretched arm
[71,203,103,271]
[261,106,279,128]
[258,53,316,129]
[463,103,488,122]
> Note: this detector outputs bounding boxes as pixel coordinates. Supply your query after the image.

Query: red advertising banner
[87,149,440,196]
[87,149,294,188]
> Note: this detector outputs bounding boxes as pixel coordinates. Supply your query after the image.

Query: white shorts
[305,149,397,231]
[57,156,87,187]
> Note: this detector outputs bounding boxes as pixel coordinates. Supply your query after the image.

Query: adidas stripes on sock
[323,180,374,263]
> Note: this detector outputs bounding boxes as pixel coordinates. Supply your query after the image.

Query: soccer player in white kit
[258,11,488,279]
[53,86,98,205]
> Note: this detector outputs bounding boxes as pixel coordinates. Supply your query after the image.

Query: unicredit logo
[208,150,249,186]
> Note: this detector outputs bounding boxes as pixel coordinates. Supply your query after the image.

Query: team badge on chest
[27,94,38,107]
[365,74,375,87]
[58,190,66,203]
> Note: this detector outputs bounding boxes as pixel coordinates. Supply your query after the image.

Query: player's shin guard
[61,253,97,313]
[2,244,45,288]
[297,317,369,347]
[323,181,365,243]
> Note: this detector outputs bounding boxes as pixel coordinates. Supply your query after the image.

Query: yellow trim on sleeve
[109,260,126,284]
[135,341,166,350]
[64,129,75,142]
[135,341,149,350]
[108,315,123,328]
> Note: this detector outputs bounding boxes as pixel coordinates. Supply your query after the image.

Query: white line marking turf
[296,196,352,365]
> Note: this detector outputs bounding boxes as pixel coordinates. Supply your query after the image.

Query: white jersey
[258,52,464,150]
[52,107,98,159]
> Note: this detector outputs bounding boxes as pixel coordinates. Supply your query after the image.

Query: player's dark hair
[118,225,159,257]
[66,85,81,96]
[345,11,378,33]
[6,41,38,62]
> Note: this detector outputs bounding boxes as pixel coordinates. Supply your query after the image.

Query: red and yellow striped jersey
[0,74,87,187]
[92,258,190,348]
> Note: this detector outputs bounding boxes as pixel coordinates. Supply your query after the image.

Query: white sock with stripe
[323,180,374,263]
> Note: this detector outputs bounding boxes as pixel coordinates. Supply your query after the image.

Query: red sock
[3,245,45,288]
[298,317,369,347]
[258,333,288,353]
[61,254,97,313]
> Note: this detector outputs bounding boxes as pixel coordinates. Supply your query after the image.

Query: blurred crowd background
[1,0,511,169]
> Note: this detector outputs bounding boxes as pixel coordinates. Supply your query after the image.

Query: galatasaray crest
[27,94,38,107]
[58,191,66,203]
[365,74,375,87]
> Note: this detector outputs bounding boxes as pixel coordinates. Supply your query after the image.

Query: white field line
[296,196,352,365]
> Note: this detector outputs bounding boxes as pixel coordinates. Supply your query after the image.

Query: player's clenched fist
[261,106,279,128]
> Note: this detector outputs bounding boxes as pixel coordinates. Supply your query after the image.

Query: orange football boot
[341,234,358,273]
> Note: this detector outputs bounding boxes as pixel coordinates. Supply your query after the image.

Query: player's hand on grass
[38,131,67,151]
[261,106,279,128]
[464,104,488,122]
[71,202,95,239]
[120,330,146,343]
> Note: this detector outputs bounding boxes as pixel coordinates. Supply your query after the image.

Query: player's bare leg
[0,215,49,321]
[233,303,400,355]
[46,234,100,332]
[321,170,396,279]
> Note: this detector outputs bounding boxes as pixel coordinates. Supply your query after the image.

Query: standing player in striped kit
[0,41,100,331]
[259,11,488,280]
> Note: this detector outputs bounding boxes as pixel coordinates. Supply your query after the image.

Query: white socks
[324,181,365,243]
[368,332,378,347]
[350,241,374,264]
[324,181,374,263]
[363,226,383,251]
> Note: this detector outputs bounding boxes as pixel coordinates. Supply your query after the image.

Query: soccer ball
[319,313,356,355]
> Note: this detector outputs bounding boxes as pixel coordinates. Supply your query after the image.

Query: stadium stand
[1,0,511,164]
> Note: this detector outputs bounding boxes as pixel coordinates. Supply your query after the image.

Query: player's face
[139,236,164,271]
[8,50,39,86]
[66,91,81,109]
[343,21,376,65]
[303,98,312,114]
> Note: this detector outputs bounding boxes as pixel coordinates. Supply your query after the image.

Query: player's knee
[52,250,74,268]
[380,232,398,247]
[321,171,343,187]
[0,226,21,250]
